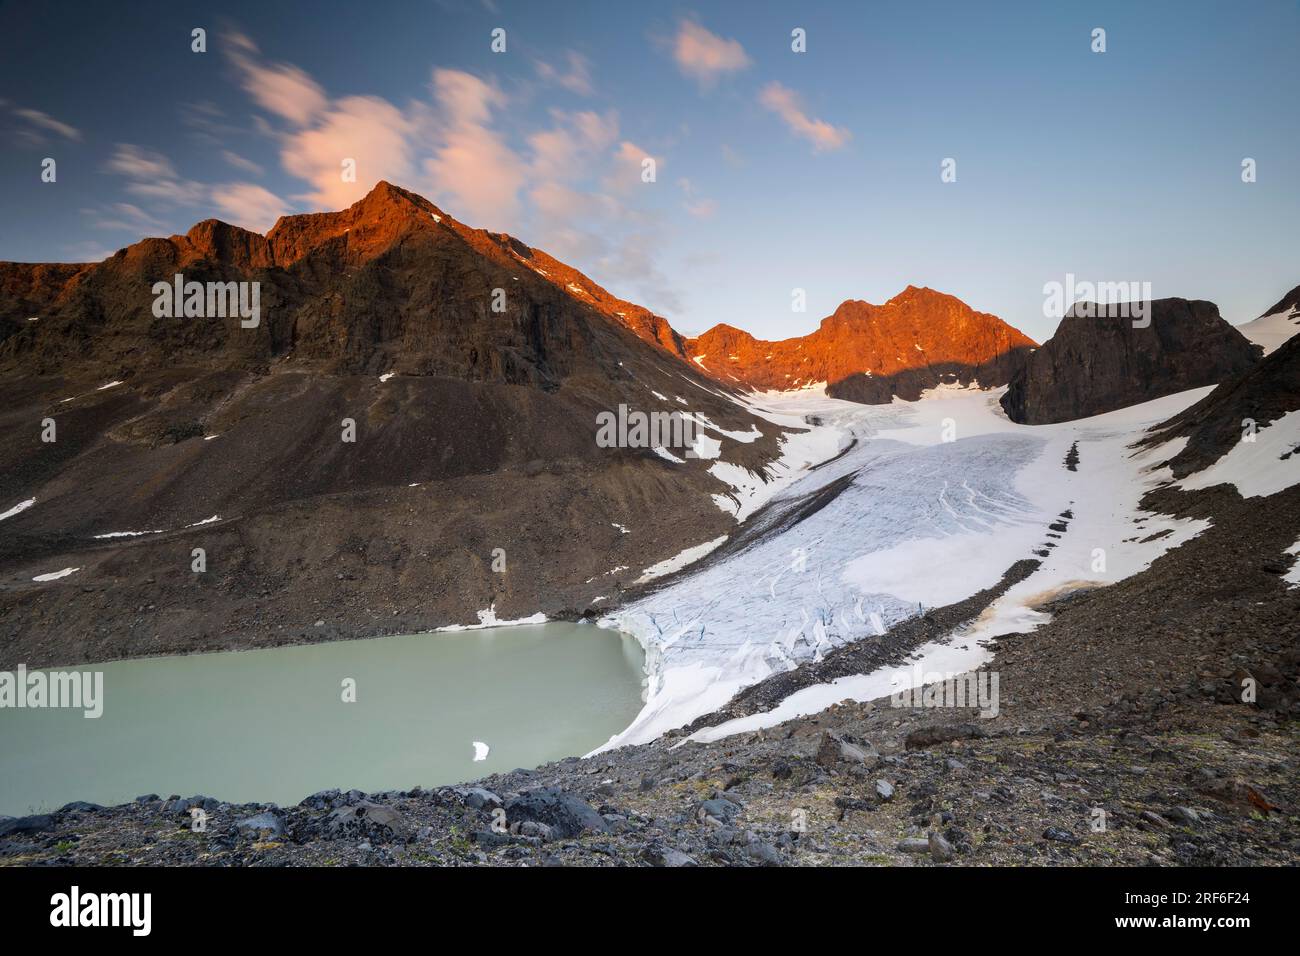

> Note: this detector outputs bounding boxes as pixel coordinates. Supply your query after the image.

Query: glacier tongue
[595,385,1218,751]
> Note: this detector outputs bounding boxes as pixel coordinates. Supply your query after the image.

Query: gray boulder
[503,789,608,839]
[235,811,286,838]
[815,731,879,769]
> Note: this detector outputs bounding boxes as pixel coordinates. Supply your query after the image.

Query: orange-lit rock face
[0,181,1031,399]
[682,288,1037,392]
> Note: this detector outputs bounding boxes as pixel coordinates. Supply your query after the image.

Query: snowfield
[1238,305,1300,355]
[594,383,1253,751]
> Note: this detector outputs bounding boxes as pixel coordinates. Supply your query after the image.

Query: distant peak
[886,284,945,304]
[351,180,438,217]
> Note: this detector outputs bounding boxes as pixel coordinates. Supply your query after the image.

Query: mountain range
[0,181,1293,668]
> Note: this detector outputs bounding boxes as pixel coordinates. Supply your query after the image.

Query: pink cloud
[421,69,527,228]
[673,20,750,87]
[758,82,851,152]
[227,31,327,127]
[606,141,662,193]
[528,109,619,181]
[280,95,414,208]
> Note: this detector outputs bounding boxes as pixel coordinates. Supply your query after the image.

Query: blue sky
[1,0,1297,342]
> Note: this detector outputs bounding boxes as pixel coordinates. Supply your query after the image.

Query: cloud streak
[759,82,851,152]
[14,107,81,142]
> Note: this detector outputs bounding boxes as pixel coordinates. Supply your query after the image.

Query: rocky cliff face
[0,182,789,667]
[0,181,693,382]
[1000,298,1263,425]
[682,287,1036,400]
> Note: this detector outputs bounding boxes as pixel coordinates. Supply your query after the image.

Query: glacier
[596,383,1224,750]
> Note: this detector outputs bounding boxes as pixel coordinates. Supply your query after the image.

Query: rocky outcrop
[827,354,1033,404]
[1143,332,1300,479]
[684,287,1036,396]
[1001,298,1262,425]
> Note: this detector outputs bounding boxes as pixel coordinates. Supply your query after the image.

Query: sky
[1,0,1297,343]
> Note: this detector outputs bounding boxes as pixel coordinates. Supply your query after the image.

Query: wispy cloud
[13,107,82,142]
[226,31,327,127]
[105,144,206,203]
[534,51,594,96]
[221,150,264,176]
[528,109,619,182]
[677,178,717,219]
[672,20,750,87]
[422,69,525,226]
[103,144,287,233]
[85,202,163,232]
[210,182,290,232]
[281,94,415,208]
[758,82,851,152]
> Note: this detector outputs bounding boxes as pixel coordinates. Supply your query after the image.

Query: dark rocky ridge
[1142,332,1300,479]
[1001,298,1262,425]
[827,352,1034,404]
[0,182,791,668]
[1259,283,1300,319]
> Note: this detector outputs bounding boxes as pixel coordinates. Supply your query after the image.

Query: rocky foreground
[3,477,1297,867]
[2,667,1293,868]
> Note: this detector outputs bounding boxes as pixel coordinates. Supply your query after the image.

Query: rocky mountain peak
[688,289,1036,395]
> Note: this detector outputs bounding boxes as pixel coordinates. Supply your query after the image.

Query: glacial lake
[0,622,645,816]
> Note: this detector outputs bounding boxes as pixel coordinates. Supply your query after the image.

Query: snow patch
[436,605,548,631]
[33,567,79,582]
[688,431,722,460]
[635,535,728,584]
[1237,306,1300,355]
[1285,539,1300,587]
[688,636,992,743]
[0,498,35,522]
[1176,410,1300,499]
